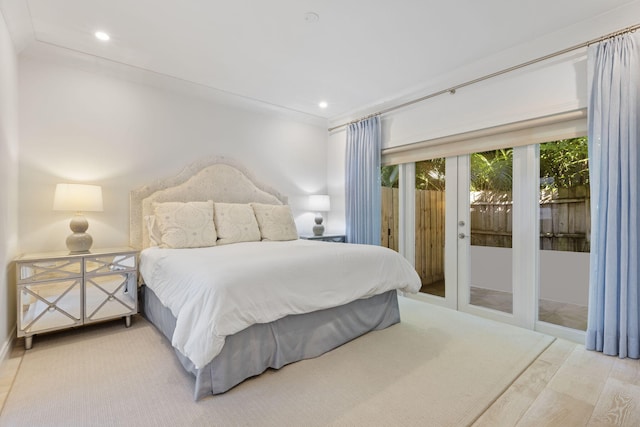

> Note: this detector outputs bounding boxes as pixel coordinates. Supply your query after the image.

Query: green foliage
[381,164,399,188]
[381,137,589,193]
[540,137,589,190]
[470,149,513,191]
[381,159,447,190]
[416,158,446,190]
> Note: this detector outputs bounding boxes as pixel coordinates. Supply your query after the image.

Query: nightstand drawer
[17,258,82,284]
[85,252,137,275]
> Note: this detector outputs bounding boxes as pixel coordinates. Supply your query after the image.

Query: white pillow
[213,203,261,245]
[250,203,298,241]
[153,201,217,249]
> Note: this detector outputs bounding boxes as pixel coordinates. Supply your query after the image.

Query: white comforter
[140,239,421,368]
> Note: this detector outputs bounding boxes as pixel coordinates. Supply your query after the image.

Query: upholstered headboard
[130,156,287,249]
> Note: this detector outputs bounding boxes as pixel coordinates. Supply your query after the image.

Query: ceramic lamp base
[66,232,93,253]
[313,213,325,236]
[66,213,93,253]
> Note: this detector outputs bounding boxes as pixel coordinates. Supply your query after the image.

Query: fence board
[381,187,398,251]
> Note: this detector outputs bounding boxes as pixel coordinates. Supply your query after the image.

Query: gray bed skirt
[141,286,401,400]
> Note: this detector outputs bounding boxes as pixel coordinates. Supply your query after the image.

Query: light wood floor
[1,331,638,426]
[473,338,640,427]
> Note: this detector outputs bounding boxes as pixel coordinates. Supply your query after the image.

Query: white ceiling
[3,0,639,120]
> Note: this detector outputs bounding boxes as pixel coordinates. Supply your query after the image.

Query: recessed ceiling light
[94,31,110,41]
[318,101,328,109]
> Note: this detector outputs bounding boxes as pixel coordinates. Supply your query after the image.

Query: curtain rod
[328,23,640,133]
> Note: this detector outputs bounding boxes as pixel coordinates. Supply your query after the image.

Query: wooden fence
[415,189,445,287]
[381,186,590,286]
[381,187,445,286]
[381,186,399,251]
[471,188,591,252]
[470,191,513,248]
[540,186,590,252]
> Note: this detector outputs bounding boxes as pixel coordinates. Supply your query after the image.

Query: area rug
[0,297,553,426]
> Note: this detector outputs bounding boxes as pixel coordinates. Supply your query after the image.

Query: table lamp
[53,183,103,253]
[309,194,330,236]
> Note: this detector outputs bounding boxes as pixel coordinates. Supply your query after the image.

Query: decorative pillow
[153,201,217,249]
[144,215,162,247]
[250,203,298,241]
[213,203,261,245]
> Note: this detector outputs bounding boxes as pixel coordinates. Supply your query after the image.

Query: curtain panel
[586,33,640,359]
[345,116,382,245]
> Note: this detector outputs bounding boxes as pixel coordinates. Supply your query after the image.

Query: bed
[130,156,421,400]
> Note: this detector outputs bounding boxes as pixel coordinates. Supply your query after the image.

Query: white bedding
[140,239,421,368]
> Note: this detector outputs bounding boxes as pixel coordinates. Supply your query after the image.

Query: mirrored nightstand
[15,247,138,349]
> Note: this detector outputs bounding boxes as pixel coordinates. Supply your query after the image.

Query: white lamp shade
[309,194,331,212]
[53,184,103,212]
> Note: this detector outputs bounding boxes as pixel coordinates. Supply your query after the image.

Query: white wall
[326,130,346,234]
[18,45,329,253]
[0,9,19,358]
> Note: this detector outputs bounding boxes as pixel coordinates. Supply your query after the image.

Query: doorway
[386,140,589,340]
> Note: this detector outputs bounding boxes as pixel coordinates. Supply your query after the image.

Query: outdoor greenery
[416,158,445,190]
[470,148,513,191]
[381,158,446,190]
[381,137,589,192]
[381,164,400,188]
[540,137,589,190]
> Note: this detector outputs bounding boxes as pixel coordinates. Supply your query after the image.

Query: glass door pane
[469,149,514,314]
[538,138,589,330]
[415,159,446,297]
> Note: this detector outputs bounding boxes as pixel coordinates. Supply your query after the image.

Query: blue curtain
[586,33,640,359]
[345,116,381,245]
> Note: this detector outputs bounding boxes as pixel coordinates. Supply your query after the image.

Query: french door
[402,145,586,340]
[455,146,538,328]
[407,152,524,327]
